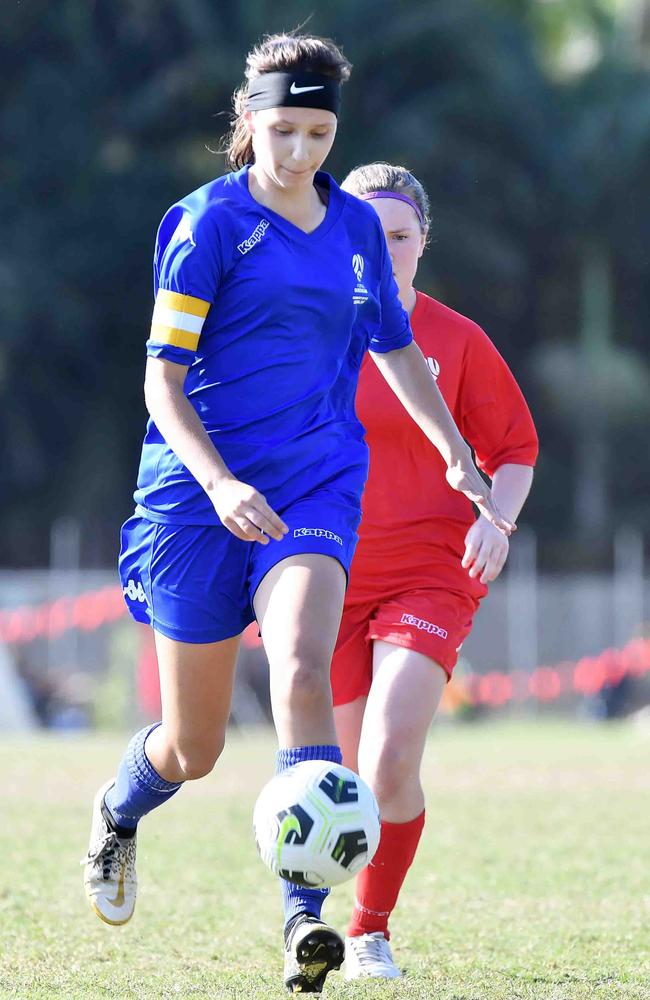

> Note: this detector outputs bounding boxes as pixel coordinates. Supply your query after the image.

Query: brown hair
[224,33,351,171]
[341,162,431,235]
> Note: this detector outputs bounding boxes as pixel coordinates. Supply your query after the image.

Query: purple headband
[358,190,425,228]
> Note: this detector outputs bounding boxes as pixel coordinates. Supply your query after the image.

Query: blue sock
[104,723,182,830]
[276,744,343,930]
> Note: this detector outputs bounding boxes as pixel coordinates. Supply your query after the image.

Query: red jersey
[348,290,538,601]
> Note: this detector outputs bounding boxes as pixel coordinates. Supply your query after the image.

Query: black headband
[244,71,341,116]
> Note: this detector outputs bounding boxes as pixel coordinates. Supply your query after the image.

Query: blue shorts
[118,492,361,643]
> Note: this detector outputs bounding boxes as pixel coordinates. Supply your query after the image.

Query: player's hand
[445,455,515,536]
[210,478,288,544]
[462,518,510,584]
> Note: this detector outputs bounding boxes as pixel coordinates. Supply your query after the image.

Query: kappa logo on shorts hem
[237,219,270,255]
[123,579,147,604]
[294,527,343,546]
[400,612,448,639]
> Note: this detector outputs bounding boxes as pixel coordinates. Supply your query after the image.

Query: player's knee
[282,657,331,713]
[366,740,418,806]
[173,733,226,780]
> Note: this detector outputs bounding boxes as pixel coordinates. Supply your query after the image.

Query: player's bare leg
[145,633,240,781]
[331,695,366,774]
[83,634,239,925]
[343,640,446,978]
[360,640,446,820]
[254,554,347,992]
[255,553,345,748]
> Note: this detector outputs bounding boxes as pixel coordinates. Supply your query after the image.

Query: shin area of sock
[276,744,343,929]
[347,811,425,940]
[104,722,182,830]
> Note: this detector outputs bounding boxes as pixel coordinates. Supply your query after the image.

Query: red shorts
[331,587,481,706]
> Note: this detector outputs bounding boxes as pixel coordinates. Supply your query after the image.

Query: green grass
[1,720,649,999]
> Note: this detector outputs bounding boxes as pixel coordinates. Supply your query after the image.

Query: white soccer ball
[253,760,381,888]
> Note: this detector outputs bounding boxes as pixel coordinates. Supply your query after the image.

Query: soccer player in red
[332,163,539,979]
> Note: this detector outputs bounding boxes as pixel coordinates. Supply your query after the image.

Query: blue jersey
[134,165,412,524]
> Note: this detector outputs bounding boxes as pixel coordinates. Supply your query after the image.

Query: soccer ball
[253,760,381,888]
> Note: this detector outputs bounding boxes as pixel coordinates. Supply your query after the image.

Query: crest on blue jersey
[352,254,368,305]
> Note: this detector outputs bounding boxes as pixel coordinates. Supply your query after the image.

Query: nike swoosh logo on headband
[290,83,325,94]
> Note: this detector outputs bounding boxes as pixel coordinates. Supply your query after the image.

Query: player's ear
[243,110,255,134]
[418,226,428,258]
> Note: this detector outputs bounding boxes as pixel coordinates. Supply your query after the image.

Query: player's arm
[144,357,287,544]
[148,205,286,544]
[457,325,538,582]
[491,464,534,523]
[369,340,514,534]
[462,464,534,583]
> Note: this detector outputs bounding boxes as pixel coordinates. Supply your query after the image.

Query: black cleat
[284,915,345,993]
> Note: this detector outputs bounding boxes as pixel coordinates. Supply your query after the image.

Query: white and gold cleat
[284,916,345,993]
[345,932,402,979]
[82,779,137,926]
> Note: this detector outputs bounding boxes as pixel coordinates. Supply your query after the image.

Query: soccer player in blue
[82,32,512,993]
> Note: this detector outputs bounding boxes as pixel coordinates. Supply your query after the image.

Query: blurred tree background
[1,0,649,570]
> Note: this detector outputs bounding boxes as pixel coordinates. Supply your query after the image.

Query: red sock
[348,811,425,940]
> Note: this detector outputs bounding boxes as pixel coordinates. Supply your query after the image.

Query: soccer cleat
[82,779,137,926]
[344,932,402,979]
[284,915,345,993]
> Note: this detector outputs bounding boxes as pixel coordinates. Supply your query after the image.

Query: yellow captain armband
[149,290,211,351]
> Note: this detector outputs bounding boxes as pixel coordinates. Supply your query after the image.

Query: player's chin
[279,165,317,184]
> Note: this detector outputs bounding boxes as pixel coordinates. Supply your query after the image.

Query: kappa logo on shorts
[123,579,147,604]
[294,527,343,546]
[400,612,448,639]
[237,219,270,255]
[352,253,369,305]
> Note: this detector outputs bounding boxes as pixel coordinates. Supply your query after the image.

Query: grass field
[1,719,648,1000]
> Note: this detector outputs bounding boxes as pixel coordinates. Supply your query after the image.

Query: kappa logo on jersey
[294,527,343,546]
[352,253,369,305]
[426,357,440,380]
[123,579,147,604]
[172,213,196,248]
[400,612,448,639]
[237,219,270,255]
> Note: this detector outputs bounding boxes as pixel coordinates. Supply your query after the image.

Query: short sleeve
[368,220,413,354]
[147,205,223,366]
[458,327,539,478]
